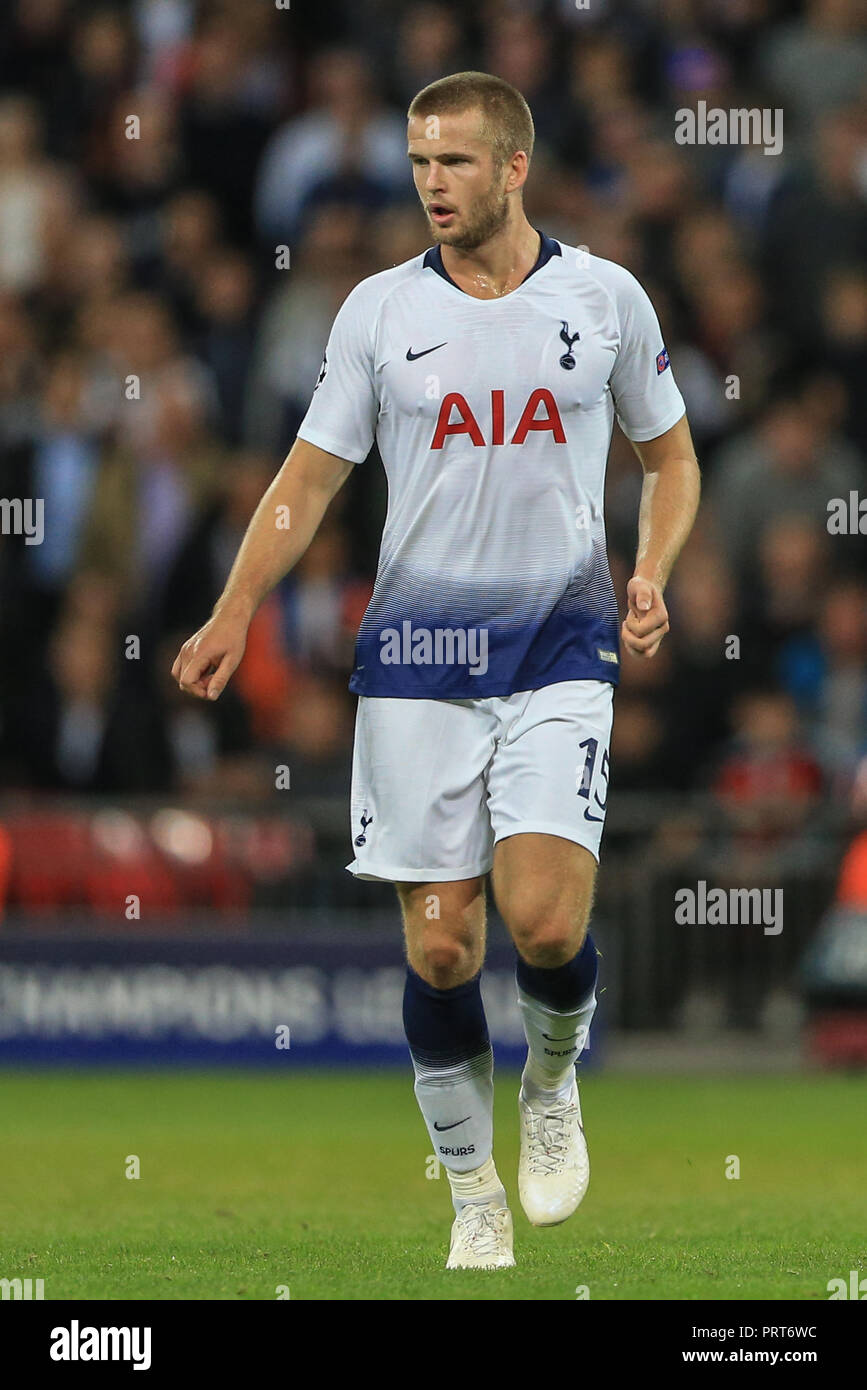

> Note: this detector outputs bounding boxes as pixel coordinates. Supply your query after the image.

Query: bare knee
[414,931,478,986]
[493,835,596,969]
[397,879,485,989]
[510,907,588,968]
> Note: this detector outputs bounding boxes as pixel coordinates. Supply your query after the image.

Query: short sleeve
[296,282,378,464]
[608,270,685,443]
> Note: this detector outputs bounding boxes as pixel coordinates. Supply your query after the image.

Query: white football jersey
[297,232,685,698]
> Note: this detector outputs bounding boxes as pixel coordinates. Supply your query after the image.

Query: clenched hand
[171,608,249,701]
[621,576,669,659]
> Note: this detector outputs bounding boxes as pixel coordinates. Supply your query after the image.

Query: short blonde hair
[408,70,535,170]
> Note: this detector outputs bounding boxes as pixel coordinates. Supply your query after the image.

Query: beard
[429,176,510,251]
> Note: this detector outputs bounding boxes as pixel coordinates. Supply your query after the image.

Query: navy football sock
[516,935,599,1096]
[515,932,598,1011]
[403,966,501,1205]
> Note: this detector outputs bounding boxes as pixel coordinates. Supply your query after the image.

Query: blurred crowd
[0,0,865,875]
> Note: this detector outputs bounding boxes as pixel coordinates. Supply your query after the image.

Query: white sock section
[517,984,597,1102]
[411,1045,496,1177]
[446,1154,507,1216]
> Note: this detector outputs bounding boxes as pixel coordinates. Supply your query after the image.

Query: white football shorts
[347,679,615,882]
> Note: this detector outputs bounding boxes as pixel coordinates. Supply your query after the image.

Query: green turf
[0,1069,864,1300]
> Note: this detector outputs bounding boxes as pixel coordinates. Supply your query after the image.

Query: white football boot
[446,1201,516,1269]
[518,1079,589,1226]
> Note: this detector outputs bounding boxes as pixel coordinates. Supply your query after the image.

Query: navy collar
[423,229,561,291]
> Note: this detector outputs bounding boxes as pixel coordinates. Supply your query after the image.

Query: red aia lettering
[512,389,566,444]
[430,392,484,448]
[430,389,565,449]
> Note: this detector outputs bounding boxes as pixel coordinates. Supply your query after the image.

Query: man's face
[407,109,511,250]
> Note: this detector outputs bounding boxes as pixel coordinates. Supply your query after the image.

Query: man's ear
[505,151,529,194]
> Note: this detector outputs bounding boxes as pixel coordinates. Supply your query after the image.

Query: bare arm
[172,438,354,699]
[621,413,701,659]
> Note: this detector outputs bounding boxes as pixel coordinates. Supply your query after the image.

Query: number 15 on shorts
[577,736,609,823]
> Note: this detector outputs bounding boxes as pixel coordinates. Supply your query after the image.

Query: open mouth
[428,203,456,224]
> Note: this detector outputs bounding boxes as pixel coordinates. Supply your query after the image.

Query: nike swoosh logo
[542,1033,579,1042]
[433,1116,471,1131]
[406,342,447,360]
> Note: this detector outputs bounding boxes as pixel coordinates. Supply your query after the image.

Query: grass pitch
[0,1069,864,1301]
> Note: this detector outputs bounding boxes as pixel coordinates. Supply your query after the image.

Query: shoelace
[457,1204,507,1258]
[524,1104,578,1175]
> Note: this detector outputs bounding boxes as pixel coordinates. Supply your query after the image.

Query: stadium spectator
[254,47,408,244]
[713,688,825,868]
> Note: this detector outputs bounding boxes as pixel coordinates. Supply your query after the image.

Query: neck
[440,213,540,299]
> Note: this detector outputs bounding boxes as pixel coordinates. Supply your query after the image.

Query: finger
[624,608,668,638]
[625,612,665,639]
[180,674,212,699]
[627,579,655,614]
[623,630,668,656]
[623,635,663,658]
[622,619,669,653]
[636,631,666,658]
[624,619,669,646]
[178,649,219,697]
[204,651,237,702]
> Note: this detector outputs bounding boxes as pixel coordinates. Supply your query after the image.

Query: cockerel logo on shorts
[355,810,373,847]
